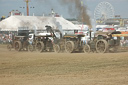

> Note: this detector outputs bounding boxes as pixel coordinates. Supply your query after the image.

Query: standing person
[81,36,86,45]
[125,38,128,47]
[2,32,6,44]
[120,37,124,47]
[12,33,15,42]
[8,32,13,43]
[0,33,2,44]
[5,34,9,44]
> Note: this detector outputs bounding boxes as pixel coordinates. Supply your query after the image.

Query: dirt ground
[0,44,128,85]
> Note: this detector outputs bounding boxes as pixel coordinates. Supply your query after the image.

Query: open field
[0,44,128,85]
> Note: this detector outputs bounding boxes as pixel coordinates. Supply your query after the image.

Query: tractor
[7,27,29,51]
[28,33,53,52]
[83,31,121,53]
[45,25,85,53]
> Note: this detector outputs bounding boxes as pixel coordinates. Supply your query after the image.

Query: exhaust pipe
[88,25,92,41]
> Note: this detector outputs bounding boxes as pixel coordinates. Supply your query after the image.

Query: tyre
[53,44,60,53]
[7,44,12,51]
[65,41,74,53]
[28,44,34,52]
[96,39,108,53]
[36,42,44,52]
[14,41,22,51]
[83,44,90,53]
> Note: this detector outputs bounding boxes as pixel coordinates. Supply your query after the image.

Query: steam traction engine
[7,27,29,51]
[45,25,85,53]
[83,31,121,53]
[28,34,53,52]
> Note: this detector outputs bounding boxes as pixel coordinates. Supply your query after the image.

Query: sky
[0,0,128,19]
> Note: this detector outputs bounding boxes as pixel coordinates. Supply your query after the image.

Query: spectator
[0,16,5,21]
[0,33,2,44]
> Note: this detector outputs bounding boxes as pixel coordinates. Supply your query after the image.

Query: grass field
[0,44,128,85]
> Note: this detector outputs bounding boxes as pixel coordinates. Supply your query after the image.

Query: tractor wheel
[23,41,29,51]
[65,41,74,53]
[36,42,44,52]
[7,44,12,51]
[28,44,34,52]
[83,44,90,53]
[14,41,22,51]
[53,44,60,53]
[96,40,108,53]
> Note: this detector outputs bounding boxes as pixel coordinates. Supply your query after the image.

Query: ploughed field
[0,44,128,85]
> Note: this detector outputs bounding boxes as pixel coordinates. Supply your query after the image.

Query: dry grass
[0,44,128,85]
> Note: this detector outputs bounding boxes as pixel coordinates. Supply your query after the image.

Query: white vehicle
[28,32,54,52]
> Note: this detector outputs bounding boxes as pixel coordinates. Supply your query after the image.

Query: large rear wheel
[96,40,108,53]
[65,41,74,53]
[36,42,44,52]
[15,41,22,51]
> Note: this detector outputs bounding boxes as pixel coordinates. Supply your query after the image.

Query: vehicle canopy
[112,31,128,37]
[18,27,29,37]
[63,34,85,38]
[14,36,26,38]
[35,35,52,37]
[95,31,121,37]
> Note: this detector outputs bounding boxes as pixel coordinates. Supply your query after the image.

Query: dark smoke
[36,0,92,28]
[58,0,92,28]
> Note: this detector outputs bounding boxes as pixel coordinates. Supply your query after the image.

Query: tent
[0,15,81,31]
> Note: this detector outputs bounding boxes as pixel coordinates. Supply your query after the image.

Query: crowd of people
[0,32,15,44]
[120,37,128,47]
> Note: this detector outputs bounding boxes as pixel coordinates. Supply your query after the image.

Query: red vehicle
[103,28,115,32]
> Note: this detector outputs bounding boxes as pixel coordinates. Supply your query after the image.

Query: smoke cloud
[36,0,92,28]
[58,0,92,28]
